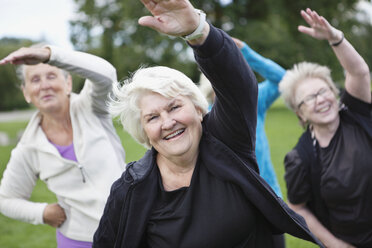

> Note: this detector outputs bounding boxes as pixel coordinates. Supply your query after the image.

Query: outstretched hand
[298,8,343,44]
[0,47,51,66]
[138,0,200,37]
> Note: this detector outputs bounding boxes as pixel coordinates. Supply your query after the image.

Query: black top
[285,91,372,247]
[147,157,273,248]
[93,24,322,248]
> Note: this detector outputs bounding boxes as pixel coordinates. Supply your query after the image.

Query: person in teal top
[232,38,286,198]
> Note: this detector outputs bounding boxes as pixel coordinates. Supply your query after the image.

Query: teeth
[318,106,330,113]
[165,129,184,140]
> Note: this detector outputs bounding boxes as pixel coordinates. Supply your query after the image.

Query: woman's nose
[39,78,52,90]
[161,116,176,130]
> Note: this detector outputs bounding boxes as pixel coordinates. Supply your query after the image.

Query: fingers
[138,16,160,30]
[298,25,314,36]
[301,8,323,28]
[0,53,21,65]
[43,203,67,228]
[231,37,244,49]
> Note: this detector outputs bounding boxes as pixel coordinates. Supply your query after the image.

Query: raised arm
[232,37,285,84]
[232,37,285,111]
[299,8,371,103]
[138,0,210,45]
[0,45,118,115]
[139,0,258,160]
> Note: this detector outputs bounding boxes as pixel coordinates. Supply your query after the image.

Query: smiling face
[140,92,203,164]
[22,63,72,114]
[295,77,339,127]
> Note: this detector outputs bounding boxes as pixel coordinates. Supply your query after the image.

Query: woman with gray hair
[93,0,322,247]
[0,44,126,247]
[279,8,371,248]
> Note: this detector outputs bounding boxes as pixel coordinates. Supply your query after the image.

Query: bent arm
[239,42,285,84]
[47,46,118,114]
[289,202,356,248]
[0,148,47,225]
[298,8,370,103]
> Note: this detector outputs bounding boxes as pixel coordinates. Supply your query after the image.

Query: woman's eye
[170,105,180,111]
[31,77,40,83]
[148,116,158,122]
[47,74,57,79]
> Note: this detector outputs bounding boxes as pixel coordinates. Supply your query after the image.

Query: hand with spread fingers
[138,0,209,44]
[0,47,51,66]
[298,8,343,45]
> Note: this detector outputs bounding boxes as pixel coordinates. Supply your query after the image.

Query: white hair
[109,66,208,149]
[198,73,215,105]
[279,62,340,112]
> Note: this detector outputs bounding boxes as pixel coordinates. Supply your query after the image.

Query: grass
[0,103,317,247]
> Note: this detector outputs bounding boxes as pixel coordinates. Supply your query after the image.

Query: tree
[0,38,33,111]
[69,0,371,86]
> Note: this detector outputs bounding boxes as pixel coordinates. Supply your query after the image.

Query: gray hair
[15,43,69,87]
[279,62,340,112]
[109,66,208,149]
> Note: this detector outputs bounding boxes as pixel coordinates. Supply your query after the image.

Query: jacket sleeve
[93,176,127,247]
[0,146,47,225]
[47,45,118,115]
[191,26,258,163]
[240,43,286,113]
[284,149,312,204]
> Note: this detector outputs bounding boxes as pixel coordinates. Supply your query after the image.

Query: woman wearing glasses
[279,8,372,248]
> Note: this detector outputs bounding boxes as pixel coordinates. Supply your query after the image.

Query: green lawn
[0,103,317,247]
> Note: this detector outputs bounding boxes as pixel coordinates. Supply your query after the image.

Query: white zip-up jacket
[0,46,126,242]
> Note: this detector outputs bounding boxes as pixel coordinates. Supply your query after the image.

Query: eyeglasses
[297,87,332,109]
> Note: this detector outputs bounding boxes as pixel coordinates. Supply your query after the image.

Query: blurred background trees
[1,0,371,110]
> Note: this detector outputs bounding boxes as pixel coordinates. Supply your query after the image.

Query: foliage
[0,38,33,111]
[70,0,371,88]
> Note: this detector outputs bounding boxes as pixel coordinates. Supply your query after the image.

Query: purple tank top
[51,142,92,248]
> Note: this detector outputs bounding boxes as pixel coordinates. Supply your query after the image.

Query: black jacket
[93,25,323,248]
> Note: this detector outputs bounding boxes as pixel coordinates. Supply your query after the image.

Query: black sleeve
[284,149,312,204]
[341,89,372,118]
[191,25,258,161]
[93,178,127,248]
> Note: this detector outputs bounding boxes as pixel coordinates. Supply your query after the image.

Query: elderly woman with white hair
[279,8,372,248]
[93,1,322,247]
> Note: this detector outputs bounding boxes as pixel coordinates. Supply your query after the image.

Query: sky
[0,0,371,50]
[0,0,75,49]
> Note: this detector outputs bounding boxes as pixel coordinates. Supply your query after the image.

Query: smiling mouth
[317,105,331,113]
[164,129,185,140]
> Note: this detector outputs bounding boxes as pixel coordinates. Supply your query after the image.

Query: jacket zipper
[77,164,86,183]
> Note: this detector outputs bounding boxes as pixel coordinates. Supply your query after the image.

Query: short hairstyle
[198,73,215,105]
[16,43,69,87]
[279,62,340,112]
[109,66,209,149]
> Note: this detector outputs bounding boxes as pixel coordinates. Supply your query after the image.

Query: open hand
[138,0,199,37]
[298,8,342,44]
[0,47,51,66]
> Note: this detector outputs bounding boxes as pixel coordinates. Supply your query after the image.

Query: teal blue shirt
[240,43,285,197]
